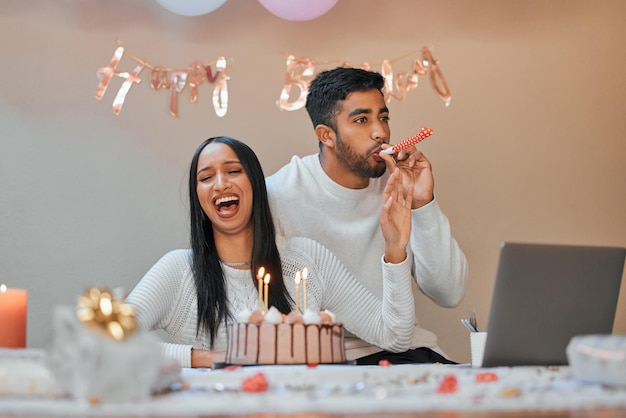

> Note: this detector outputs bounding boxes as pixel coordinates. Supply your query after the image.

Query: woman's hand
[191,348,225,368]
[380,168,412,264]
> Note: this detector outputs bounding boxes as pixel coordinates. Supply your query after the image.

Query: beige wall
[1,0,624,363]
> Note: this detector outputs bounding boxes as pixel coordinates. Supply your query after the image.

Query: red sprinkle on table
[242,372,269,393]
[476,372,499,382]
[436,374,458,394]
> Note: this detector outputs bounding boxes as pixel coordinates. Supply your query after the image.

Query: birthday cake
[225,307,346,365]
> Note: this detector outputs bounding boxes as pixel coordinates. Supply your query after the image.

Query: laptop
[481,242,625,367]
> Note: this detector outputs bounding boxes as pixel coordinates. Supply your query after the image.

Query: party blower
[380,127,433,155]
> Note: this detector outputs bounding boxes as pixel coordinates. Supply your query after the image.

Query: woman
[126,136,415,367]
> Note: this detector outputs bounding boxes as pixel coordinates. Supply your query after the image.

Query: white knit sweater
[126,237,415,367]
[266,154,468,358]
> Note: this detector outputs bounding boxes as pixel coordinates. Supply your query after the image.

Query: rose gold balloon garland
[95,42,229,117]
[278,46,451,111]
[95,42,450,117]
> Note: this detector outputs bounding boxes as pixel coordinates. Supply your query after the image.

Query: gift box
[46,289,179,403]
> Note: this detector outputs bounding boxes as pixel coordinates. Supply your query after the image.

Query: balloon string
[278,45,438,68]
[114,37,231,72]
[113,36,429,74]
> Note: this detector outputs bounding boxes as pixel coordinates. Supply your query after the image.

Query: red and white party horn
[380,127,433,155]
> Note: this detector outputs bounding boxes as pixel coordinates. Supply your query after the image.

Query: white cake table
[2,351,626,418]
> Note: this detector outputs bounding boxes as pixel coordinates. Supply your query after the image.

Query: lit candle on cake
[256,267,265,311]
[302,267,308,312]
[294,270,301,313]
[0,284,28,348]
[263,273,270,313]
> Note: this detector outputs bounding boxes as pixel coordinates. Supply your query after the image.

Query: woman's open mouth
[213,195,240,217]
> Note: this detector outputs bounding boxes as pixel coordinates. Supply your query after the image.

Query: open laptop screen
[481,242,625,367]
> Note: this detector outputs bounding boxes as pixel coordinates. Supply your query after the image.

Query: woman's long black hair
[188,136,292,348]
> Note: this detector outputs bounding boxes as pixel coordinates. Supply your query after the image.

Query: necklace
[219,259,252,268]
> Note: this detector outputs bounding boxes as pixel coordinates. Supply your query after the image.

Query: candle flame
[295,270,301,284]
[264,273,270,285]
[302,267,308,280]
[0,284,6,293]
[256,267,265,280]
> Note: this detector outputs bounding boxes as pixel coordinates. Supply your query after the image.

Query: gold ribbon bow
[76,288,138,341]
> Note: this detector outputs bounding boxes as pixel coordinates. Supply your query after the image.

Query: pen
[461,318,478,333]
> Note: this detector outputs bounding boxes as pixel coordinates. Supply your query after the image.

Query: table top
[2,359,626,418]
[2,412,624,418]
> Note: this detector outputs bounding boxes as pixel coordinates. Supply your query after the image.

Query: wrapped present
[46,288,179,403]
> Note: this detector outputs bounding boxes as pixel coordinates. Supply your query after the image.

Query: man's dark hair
[305,67,385,129]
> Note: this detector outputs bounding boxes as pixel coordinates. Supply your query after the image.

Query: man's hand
[380,168,412,264]
[380,144,434,209]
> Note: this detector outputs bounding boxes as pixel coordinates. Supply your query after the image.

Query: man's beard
[335,132,386,179]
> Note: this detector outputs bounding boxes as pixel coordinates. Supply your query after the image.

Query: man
[266,67,468,364]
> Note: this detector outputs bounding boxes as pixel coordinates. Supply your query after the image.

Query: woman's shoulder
[150,249,193,274]
[131,249,194,298]
[160,248,192,262]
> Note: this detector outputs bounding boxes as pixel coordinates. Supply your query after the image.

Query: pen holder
[470,332,488,367]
